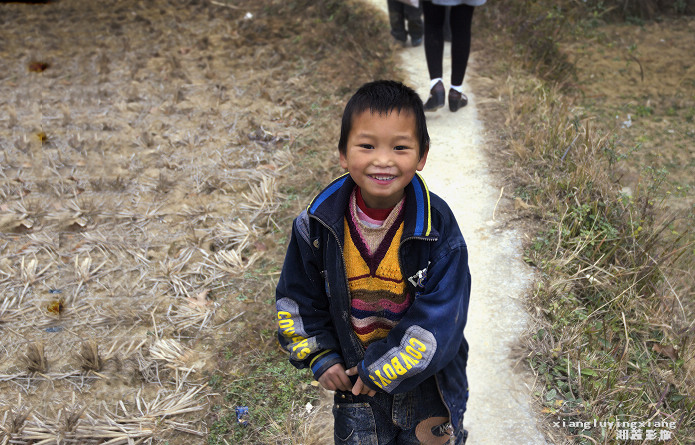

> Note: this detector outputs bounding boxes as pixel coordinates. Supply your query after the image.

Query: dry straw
[149,338,203,374]
[76,340,102,373]
[241,174,285,224]
[213,218,259,252]
[3,386,207,444]
[21,343,47,374]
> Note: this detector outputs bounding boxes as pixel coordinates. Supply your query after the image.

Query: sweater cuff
[310,350,343,380]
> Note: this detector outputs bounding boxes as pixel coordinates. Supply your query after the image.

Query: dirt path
[364,2,548,443]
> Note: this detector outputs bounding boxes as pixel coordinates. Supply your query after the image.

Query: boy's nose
[372,148,394,165]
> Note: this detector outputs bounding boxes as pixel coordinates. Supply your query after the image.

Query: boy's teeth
[373,175,393,180]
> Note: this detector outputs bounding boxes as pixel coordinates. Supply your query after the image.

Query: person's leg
[422,1,447,110]
[422,1,446,81]
[448,4,475,86]
[447,4,475,111]
[387,0,408,43]
[454,428,469,444]
[393,377,451,444]
[333,390,398,445]
[443,6,452,42]
[404,3,423,46]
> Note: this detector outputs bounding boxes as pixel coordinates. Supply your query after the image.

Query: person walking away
[421,0,485,112]
[387,0,424,47]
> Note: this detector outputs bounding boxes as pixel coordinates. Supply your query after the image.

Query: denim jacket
[276,172,471,429]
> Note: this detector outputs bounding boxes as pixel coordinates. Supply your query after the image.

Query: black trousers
[387,0,424,42]
[422,1,474,86]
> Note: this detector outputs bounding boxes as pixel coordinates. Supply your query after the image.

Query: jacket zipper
[309,214,366,357]
[434,374,454,434]
[401,235,454,432]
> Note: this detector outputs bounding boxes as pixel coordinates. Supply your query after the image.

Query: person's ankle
[448,88,468,112]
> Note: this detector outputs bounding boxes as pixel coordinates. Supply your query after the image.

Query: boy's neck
[356,187,393,221]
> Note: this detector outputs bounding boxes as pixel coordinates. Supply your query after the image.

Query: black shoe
[424,81,445,112]
[391,34,408,47]
[448,89,468,112]
[411,36,423,47]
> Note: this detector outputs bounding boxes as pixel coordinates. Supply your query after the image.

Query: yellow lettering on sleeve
[391,357,407,375]
[369,374,384,389]
[409,338,426,352]
[291,339,309,352]
[374,369,392,387]
[383,364,397,380]
[405,345,422,359]
[297,348,310,359]
[400,351,418,368]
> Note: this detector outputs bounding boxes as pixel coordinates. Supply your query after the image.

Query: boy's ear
[339,150,348,170]
[417,146,429,171]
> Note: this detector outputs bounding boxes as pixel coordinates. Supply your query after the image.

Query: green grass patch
[208,351,321,445]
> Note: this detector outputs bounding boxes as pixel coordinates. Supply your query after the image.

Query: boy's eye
[359,144,374,150]
[394,145,410,151]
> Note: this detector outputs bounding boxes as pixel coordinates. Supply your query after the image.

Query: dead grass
[0,0,401,442]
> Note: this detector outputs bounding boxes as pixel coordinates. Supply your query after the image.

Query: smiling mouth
[369,175,396,181]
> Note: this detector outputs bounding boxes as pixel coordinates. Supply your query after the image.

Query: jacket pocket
[332,402,377,445]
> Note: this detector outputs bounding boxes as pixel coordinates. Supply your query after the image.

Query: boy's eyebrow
[392,134,416,141]
[353,132,416,141]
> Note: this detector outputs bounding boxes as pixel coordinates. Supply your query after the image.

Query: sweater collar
[307,172,435,239]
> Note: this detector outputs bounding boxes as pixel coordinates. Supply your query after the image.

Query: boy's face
[340,110,427,209]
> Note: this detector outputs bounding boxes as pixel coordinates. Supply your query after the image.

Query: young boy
[276,80,470,444]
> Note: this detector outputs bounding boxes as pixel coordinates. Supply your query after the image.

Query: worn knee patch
[415,416,452,445]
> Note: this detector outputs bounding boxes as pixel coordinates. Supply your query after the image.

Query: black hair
[338,80,429,159]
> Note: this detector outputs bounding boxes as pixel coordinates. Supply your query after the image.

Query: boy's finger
[337,372,353,391]
[351,380,362,396]
[328,373,348,392]
[352,378,369,396]
[321,380,335,391]
[345,366,358,376]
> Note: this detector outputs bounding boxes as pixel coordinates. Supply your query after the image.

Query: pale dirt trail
[363,1,549,443]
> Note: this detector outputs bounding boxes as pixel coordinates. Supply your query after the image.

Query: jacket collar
[307,172,437,240]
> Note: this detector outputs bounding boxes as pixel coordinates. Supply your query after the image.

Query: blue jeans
[332,377,467,445]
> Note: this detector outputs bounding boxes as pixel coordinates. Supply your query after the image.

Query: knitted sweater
[344,188,411,348]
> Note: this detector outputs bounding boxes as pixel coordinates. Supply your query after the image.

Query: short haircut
[338,80,429,159]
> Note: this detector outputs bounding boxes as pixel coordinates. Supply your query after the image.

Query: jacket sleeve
[357,236,471,394]
[276,210,344,380]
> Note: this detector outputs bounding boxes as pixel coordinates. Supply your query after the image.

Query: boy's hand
[346,366,377,397]
[317,363,353,392]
